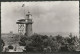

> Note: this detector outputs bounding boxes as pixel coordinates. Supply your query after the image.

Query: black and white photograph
[1,1,80,52]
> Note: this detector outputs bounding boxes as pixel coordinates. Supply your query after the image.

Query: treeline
[19,33,79,52]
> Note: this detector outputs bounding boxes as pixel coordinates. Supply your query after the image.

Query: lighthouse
[25,11,33,36]
[16,11,33,37]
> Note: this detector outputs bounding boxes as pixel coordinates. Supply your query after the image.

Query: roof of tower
[18,19,25,21]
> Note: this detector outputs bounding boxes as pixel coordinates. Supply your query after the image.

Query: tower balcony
[16,19,33,24]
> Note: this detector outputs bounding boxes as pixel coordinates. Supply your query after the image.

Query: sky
[1,1,79,34]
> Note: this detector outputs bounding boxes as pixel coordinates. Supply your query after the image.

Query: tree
[1,39,5,52]
[19,36,27,46]
[25,34,43,52]
[65,35,79,51]
[43,36,61,52]
[41,35,48,40]
[55,35,64,43]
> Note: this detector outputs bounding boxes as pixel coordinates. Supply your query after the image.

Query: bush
[19,33,79,52]
[8,45,13,49]
[1,39,5,51]
[19,36,27,46]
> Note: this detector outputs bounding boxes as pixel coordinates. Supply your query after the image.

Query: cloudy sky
[1,1,79,34]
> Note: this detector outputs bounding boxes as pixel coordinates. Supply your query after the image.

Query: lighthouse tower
[25,11,33,36]
[16,11,33,37]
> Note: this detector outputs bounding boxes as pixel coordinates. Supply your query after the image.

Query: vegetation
[1,39,5,51]
[19,33,79,52]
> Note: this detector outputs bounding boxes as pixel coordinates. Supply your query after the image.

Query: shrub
[19,33,79,52]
